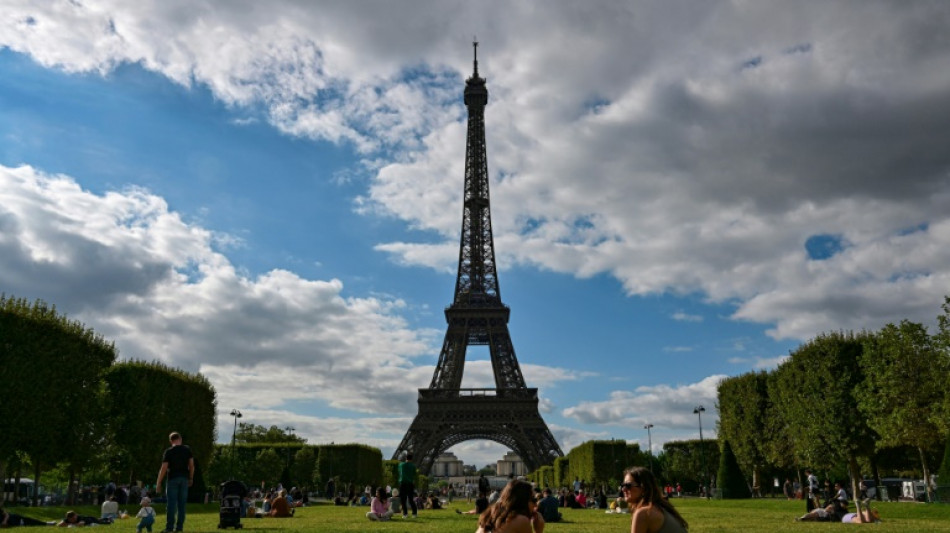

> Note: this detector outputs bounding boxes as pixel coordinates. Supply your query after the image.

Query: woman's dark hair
[623,467,688,530]
[375,487,387,499]
[478,479,533,531]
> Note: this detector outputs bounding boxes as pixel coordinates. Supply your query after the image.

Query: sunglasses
[620,482,642,491]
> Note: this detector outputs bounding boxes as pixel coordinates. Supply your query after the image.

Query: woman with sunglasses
[621,467,688,533]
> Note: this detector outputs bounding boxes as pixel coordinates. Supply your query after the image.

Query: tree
[859,320,949,502]
[291,447,316,490]
[661,439,720,492]
[935,297,950,438]
[770,331,877,505]
[717,440,751,498]
[236,424,304,444]
[0,295,117,505]
[249,448,285,488]
[717,372,770,496]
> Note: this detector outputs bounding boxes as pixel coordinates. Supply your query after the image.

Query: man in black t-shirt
[156,432,194,533]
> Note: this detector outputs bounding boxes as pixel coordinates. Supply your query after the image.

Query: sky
[2,1,950,469]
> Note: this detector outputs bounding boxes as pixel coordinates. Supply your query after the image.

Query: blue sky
[2,1,950,468]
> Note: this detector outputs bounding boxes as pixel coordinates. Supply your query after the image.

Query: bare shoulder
[506,514,533,533]
[631,505,662,533]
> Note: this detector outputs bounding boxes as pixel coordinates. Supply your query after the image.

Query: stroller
[218,480,248,529]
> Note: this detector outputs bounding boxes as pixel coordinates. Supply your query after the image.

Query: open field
[10,499,950,533]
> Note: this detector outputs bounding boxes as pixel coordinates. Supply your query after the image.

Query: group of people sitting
[796,481,882,524]
[245,489,295,518]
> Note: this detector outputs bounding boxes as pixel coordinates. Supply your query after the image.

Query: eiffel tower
[393,42,563,474]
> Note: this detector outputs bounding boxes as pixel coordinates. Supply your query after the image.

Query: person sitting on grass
[456,490,490,515]
[537,488,561,523]
[607,495,629,513]
[366,488,393,522]
[100,496,119,520]
[796,482,849,523]
[476,479,538,533]
[621,467,688,533]
[267,489,294,517]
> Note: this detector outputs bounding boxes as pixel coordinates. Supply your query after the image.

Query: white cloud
[4,0,950,463]
[561,375,726,433]
[4,2,950,343]
[672,312,703,323]
[0,164,438,409]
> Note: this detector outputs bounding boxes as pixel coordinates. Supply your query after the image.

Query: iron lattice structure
[393,43,563,474]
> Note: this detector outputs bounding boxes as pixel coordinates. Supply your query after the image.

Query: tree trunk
[848,456,863,516]
[67,469,77,506]
[871,456,883,501]
[918,446,932,503]
[32,462,41,507]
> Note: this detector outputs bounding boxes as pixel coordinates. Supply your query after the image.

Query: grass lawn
[11,498,950,533]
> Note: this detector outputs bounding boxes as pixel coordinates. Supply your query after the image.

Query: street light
[284,426,295,474]
[643,424,654,473]
[229,409,242,479]
[693,406,708,499]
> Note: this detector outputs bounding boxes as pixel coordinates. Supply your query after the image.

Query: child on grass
[135,497,155,533]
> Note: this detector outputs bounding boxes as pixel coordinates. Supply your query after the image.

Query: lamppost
[284,426,295,477]
[693,405,708,498]
[643,423,654,473]
[229,409,242,479]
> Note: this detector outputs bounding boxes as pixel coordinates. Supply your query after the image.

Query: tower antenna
[472,37,479,76]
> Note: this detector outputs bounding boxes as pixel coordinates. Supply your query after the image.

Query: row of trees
[717,298,950,500]
[525,440,649,492]
[0,295,216,504]
[203,436,387,494]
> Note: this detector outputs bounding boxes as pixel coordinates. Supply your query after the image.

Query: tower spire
[472,38,479,77]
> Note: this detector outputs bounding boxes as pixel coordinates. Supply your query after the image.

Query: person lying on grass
[1,506,53,527]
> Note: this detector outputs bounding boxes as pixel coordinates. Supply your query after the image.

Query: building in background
[496,452,525,477]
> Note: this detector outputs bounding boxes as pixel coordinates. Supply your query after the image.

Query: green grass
[11,498,950,532]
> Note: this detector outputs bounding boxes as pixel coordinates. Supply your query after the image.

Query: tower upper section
[453,40,500,308]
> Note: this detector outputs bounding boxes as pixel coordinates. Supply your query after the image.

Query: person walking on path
[398,453,418,519]
[155,432,194,533]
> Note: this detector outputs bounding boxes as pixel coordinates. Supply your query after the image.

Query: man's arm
[156,462,169,492]
[188,457,195,487]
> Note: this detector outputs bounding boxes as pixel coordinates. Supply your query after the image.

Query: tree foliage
[291,447,316,489]
[236,424,305,444]
[859,320,949,500]
[564,440,643,493]
[770,331,876,471]
[661,439,719,491]
[717,371,769,492]
[0,295,117,503]
[103,360,216,490]
[716,440,751,498]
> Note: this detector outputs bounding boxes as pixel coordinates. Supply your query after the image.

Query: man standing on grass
[398,453,418,519]
[156,432,194,533]
[805,469,819,512]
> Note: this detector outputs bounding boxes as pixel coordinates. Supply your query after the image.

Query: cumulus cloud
[4,0,950,460]
[4,1,950,343]
[561,375,726,434]
[0,164,438,412]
